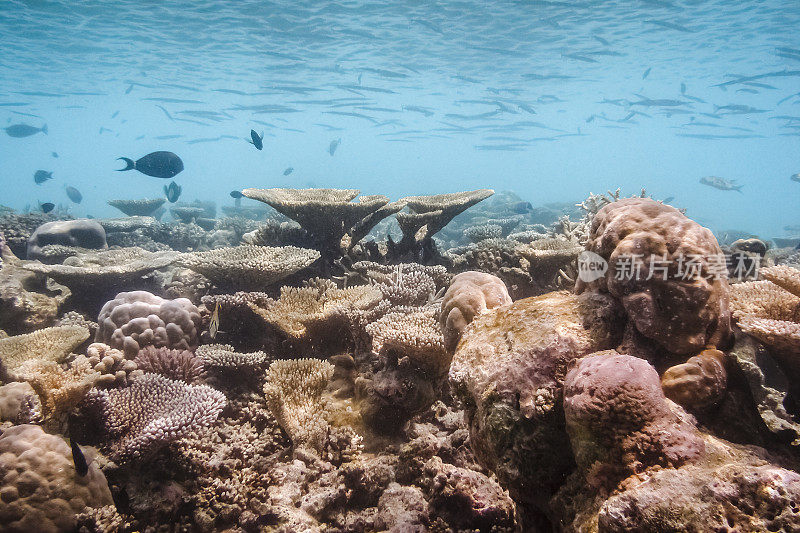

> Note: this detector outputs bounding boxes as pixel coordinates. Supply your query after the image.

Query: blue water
[0,0,798,237]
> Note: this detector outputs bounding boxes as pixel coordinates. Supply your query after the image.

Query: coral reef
[195,343,268,371]
[0,424,114,533]
[576,197,732,355]
[26,219,107,261]
[85,373,226,461]
[134,345,204,384]
[175,244,320,290]
[95,290,202,358]
[86,342,142,388]
[440,271,512,352]
[263,358,335,454]
[107,198,166,217]
[0,325,89,381]
[0,212,66,258]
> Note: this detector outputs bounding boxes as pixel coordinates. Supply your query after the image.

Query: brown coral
[661,348,728,409]
[576,197,731,355]
[440,271,512,352]
[0,325,89,380]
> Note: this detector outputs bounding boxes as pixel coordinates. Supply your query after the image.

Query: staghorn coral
[440,271,512,352]
[85,372,226,461]
[95,290,202,358]
[26,219,107,260]
[0,424,114,533]
[175,244,319,290]
[242,188,398,263]
[0,325,89,380]
[195,343,269,370]
[263,358,335,454]
[576,197,732,355]
[108,198,166,217]
[761,264,800,296]
[134,345,205,384]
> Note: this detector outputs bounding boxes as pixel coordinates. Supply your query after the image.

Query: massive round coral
[576,197,731,355]
[440,271,512,352]
[0,424,113,533]
[95,290,202,358]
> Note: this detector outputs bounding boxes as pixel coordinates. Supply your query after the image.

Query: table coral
[576,197,732,355]
[95,290,202,358]
[0,325,89,380]
[175,244,320,290]
[0,424,113,533]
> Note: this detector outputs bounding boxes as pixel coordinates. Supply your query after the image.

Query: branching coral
[263,358,335,454]
[95,290,202,358]
[195,344,269,370]
[0,424,114,533]
[85,373,226,461]
[176,245,320,290]
[133,345,205,384]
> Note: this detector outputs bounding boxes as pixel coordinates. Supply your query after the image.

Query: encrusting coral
[440,271,512,352]
[175,244,320,290]
[95,290,202,358]
[263,358,335,455]
[85,372,226,461]
[0,424,114,533]
[576,197,732,355]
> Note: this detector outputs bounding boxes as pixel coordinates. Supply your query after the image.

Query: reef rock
[440,271,512,352]
[449,290,623,523]
[27,219,107,261]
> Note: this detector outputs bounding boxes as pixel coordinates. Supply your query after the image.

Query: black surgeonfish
[117,151,184,178]
[164,181,182,203]
[40,202,54,213]
[69,438,89,476]
[249,129,263,150]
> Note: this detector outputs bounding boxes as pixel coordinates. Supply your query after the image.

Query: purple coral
[134,346,205,384]
[563,352,705,487]
[85,373,226,461]
[96,291,202,358]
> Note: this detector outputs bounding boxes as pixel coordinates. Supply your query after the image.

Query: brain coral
[576,197,731,355]
[440,271,512,352]
[0,424,113,533]
[95,290,202,358]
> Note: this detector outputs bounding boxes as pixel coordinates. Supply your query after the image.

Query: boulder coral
[0,424,114,533]
[95,290,202,358]
[26,219,107,261]
[576,197,732,355]
[440,271,512,352]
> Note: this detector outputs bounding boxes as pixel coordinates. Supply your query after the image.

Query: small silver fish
[791,173,800,183]
[700,176,743,192]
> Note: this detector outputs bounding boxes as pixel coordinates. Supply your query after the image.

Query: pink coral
[96,290,202,358]
[440,271,512,352]
[134,346,205,384]
[85,373,226,461]
[563,352,705,487]
[576,197,731,354]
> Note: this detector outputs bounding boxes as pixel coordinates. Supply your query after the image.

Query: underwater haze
[0,0,799,237]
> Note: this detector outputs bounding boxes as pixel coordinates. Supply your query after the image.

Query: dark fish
[249,129,264,150]
[4,123,47,137]
[51,151,58,158]
[642,67,652,79]
[229,190,243,199]
[283,167,294,176]
[791,173,800,183]
[34,170,53,184]
[117,151,184,179]
[66,186,82,203]
[164,181,182,203]
[70,439,89,476]
[40,202,54,213]
[700,176,743,192]
[329,138,341,156]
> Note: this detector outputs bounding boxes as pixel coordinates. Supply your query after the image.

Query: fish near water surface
[790,173,800,183]
[329,138,341,156]
[4,123,47,137]
[249,129,264,150]
[117,151,184,178]
[283,167,293,176]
